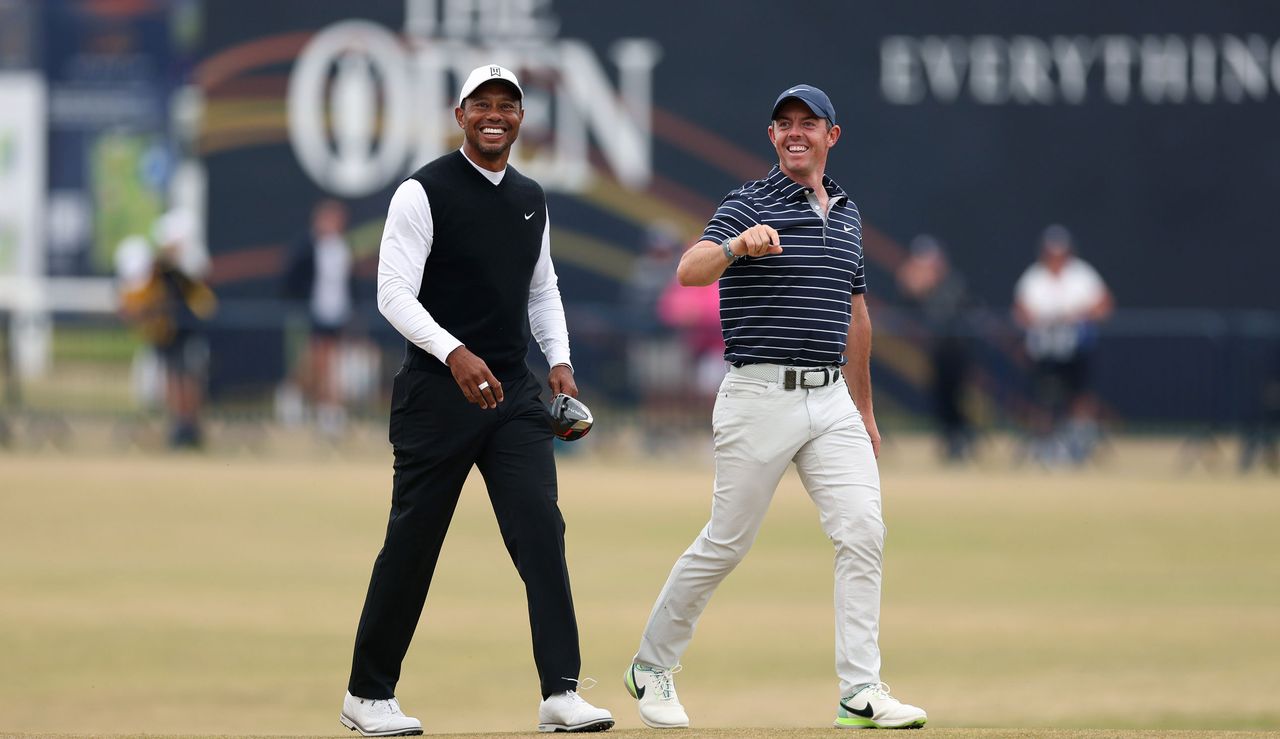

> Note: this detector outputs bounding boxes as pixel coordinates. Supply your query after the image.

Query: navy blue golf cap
[771,84,836,125]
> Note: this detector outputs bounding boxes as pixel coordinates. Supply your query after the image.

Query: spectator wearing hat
[897,234,975,461]
[116,211,217,449]
[1013,225,1114,464]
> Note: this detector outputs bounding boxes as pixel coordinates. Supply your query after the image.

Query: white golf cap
[114,235,154,289]
[457,64,523,106]
[154,208,194,247]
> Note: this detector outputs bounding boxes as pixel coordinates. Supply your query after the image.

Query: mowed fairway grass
[1,437,1278,737]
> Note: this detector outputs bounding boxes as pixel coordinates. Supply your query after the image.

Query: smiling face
[455,80,523,170]
[768,98,840,182]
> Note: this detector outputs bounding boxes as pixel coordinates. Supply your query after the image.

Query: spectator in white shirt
[1013,224,1114,463]
[284,198,353,439]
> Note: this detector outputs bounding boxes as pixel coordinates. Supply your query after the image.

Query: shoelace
[366,698,402,715]
[560,676,599,704]
[650,664,681,700]
[863,682,894,701]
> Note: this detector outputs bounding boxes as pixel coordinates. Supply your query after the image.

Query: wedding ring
[478,381,490,391]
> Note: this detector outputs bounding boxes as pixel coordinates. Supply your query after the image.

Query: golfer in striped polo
[624,84,927,730]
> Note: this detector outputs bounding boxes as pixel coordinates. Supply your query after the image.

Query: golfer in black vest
[340,64,613,735]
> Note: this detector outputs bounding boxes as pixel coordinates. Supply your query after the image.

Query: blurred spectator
[283,199,353,440]
[625,222,684,329]
[1013,225,1113,465]
[1239,342,1279,473]
[116,210,217,449]
[624,223,687,449]
[896,234,974,461]
[658,274,725,408]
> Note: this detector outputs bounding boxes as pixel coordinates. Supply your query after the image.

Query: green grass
[0,438,1277,736]
[51,325,142,364]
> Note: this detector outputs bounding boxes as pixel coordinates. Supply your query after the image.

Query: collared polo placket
[802,186,846,257]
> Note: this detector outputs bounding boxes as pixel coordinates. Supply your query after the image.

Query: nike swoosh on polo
[630,665,646,700]
[524,211,535,220]
[839,700,875,718]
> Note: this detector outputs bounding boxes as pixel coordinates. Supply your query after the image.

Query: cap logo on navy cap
[771,83,836,126]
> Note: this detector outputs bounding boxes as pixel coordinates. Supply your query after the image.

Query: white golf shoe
[537,689,614,732]
[834,683,927,729]
[340,692,423,736]
[624,662,689,728]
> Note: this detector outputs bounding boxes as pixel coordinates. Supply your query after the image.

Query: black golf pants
[347,367,580,700]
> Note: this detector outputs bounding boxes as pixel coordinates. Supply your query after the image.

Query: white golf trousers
[636,368,885,695]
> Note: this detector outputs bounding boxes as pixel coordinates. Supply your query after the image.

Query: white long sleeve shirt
[376,150,572,370]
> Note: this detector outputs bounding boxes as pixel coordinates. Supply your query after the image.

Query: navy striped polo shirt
[700,165,865,367]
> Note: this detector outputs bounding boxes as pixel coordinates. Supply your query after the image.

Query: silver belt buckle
[781,366,832,390]
[799,368,830,388]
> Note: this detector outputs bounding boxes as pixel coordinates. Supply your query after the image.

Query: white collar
[459,147,505,185]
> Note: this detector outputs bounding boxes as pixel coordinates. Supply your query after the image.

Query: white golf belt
[729,362,840,388]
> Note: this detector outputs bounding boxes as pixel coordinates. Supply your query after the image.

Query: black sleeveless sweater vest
[405,150,547,378]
